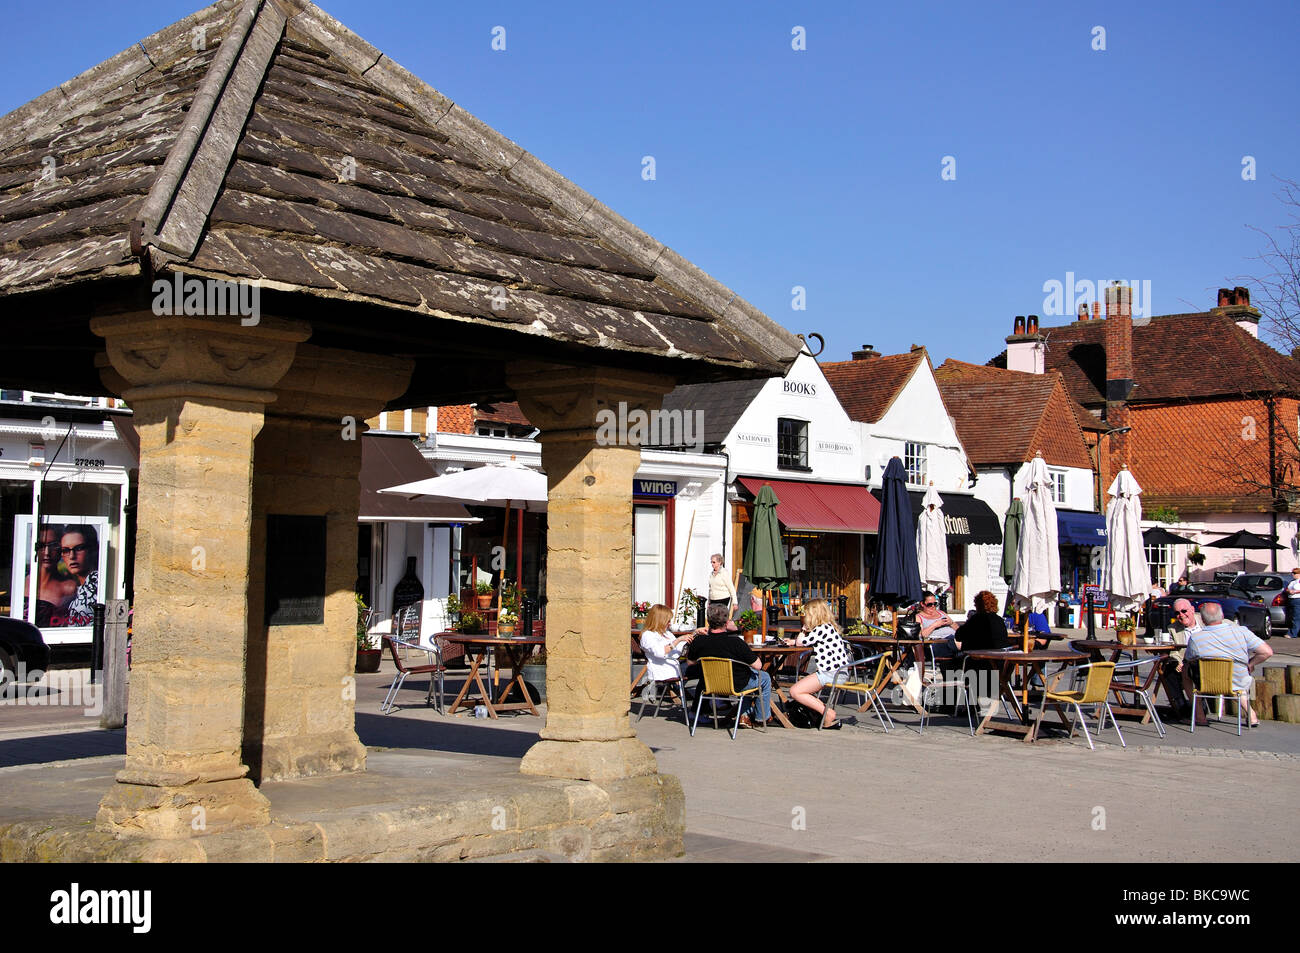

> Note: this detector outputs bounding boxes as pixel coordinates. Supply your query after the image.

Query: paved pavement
[1,650,1298,862]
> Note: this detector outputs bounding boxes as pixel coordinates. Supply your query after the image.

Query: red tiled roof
[822,350,925,423]
[934,360,1092,469]
[1042,312,1300,405]
[477,401,532,427]
[436,405,475,434]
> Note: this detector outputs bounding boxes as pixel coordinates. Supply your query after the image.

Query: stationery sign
[634,479,677,498]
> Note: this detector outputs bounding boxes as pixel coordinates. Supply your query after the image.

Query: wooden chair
[690,657,760,740]
[380,635,445,714]
[1190,658,1252,736]
[1034,661,1123,750]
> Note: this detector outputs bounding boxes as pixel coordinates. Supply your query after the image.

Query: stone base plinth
[3,753,684,863]
[96,777,272,839]
[245,731,367,783]
[519,738,659,784]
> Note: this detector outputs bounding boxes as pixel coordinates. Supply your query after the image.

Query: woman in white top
[707,553,737,617]
[639,604,692,682]
[785,599,852,729]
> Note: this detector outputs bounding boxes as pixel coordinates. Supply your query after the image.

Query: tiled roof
[1126,398,1297,512]
[436,405,474,434]
[1041,312,1300,405]
[660,377,768,447]
[0,0,800,400]
[934,360,1092,469]
[476,401,531,427]
[821,351,925,423]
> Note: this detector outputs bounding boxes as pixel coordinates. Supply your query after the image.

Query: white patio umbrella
[916,482,949,592]
[1103,466,1149,614]
[1010,454,1060,651]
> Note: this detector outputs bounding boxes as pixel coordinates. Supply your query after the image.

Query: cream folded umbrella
[1104,466,1149,614]
[916,482,949,592]
[1010,454,1060,653]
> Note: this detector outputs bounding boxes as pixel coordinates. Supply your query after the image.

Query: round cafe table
[440,634,544,718]
[845,634,953,715]
[749,644,810,728]
[961,648,1087,743]
[1070,639,1180,722]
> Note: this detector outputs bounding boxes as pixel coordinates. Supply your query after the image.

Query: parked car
[0,617,51,684]
[1155,583,1271,639]
[1235,573,1289,632]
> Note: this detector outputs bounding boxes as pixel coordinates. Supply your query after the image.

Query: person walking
[1286,567,1300,638]
[706,553,737,619]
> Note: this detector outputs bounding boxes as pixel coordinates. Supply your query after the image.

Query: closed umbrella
[871,457,924,613]
[1104,467,1149,615]
[1011,454,1060,652]
[743,484,788,592]
[916,482,949,592]
[1000,498,1024,583]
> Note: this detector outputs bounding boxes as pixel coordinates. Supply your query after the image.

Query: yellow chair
[690,657,760,740]
[825,651,894,732]
[1191,658,1252,736]
[1033,661,1124,750]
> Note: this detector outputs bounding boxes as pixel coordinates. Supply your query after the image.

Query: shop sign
[634,479,677,498]
[944,515,970,536]
[815,439,853,455]
[782,381,817,397]
[735,432,773,446]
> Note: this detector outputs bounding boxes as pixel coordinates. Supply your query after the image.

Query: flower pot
[476,594,492,610]
[355,648,382,674]
[633,617,646,632]
[1117,628,1137,646]
[743,629,761,646]
[520,663,546,702]
[497,622,516,637]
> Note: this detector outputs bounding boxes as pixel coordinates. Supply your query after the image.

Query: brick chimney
[1213,286,1261,338]
[1104,282,1133,466]
[851,344,881,360]
[1006,315,1045,374]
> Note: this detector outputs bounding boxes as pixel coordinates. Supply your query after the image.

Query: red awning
[738,477,880,534]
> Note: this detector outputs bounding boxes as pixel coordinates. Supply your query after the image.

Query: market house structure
[0,0,798,860]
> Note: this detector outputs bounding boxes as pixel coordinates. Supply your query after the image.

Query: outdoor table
[750,644,811,729]
[843,634,944,715]
[1069,638,1180,722]
[441,634,544,718]
[962,648,1087,743]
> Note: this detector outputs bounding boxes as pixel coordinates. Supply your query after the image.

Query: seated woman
[785,599,852,729]
[914,591,958,675]
[954,590,1011,652]
[639,604,692,692]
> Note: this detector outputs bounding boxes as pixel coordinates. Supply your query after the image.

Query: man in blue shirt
[1181,601,1273,727]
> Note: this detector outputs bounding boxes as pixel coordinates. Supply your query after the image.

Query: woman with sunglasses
[914,591,958,675]
[30,524,75,627]
[60,525,100,627]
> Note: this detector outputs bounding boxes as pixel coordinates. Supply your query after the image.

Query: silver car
[1236,573,1288,630]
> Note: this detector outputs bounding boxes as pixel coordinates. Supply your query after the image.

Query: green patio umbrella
[1000,498,1024,583]
[743,484,788,591]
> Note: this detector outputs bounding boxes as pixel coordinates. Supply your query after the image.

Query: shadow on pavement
[355,712,538,759]
[0,729,125,769]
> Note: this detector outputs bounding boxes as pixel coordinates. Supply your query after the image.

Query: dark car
[1157,583,1271,639]
[1235,573,1288,631]
[0,617,51,684]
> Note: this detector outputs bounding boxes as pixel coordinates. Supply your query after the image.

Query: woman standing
[785,599,852,729]
[706,553,737,619]
[60,525,100,627]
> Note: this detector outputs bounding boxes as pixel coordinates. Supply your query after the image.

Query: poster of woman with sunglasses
[10,515,108,631]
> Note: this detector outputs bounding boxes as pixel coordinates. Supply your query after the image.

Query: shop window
[777,418,809,470]
[476,425,507,437]
[1145,543,1172,588]
[1048,468,1067,504]
[904,442,927,486]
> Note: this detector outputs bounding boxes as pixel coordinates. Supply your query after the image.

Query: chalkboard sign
[265,514,326,625]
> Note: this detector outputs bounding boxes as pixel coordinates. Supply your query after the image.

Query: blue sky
[3,0,1297,365]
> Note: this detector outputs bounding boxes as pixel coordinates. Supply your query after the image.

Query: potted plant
[672,588,701,631]
[457,610,486,634]
[1116,614,1137,645]
[475,580,494,610]
[355,593,382,673]
[519,645,547,702]
[497,605,519,637]
[632,601,651,631]
[739,608,763,643]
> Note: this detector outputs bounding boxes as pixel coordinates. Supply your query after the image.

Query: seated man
[1157,598,1199,718]
[1180,601,1272,727]
[686,604,771,729]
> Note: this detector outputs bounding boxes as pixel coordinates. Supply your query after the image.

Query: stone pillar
[508,363,675,783]
[244,345,414,781]
[90,313,309,838]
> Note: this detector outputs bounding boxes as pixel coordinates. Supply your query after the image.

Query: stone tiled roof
[1040,312,1300,405]
[0,0,800,400]
[934,360,1093,469]
[660,378,768,447]
[821,350,925,424]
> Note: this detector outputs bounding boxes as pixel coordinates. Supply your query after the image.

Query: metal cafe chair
[380,635,445,714]
[1107,656,1167,739]
[690,658,761,740]
[1033,661,1124,750]
[824,652,894,732]
[1190,658,1252,736]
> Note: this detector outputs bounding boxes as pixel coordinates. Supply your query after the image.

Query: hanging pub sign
[265,514,326,625]
[634,479,677,498]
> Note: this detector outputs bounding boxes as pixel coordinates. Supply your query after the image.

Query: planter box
[355,649,382,674]
[519,664,546,702]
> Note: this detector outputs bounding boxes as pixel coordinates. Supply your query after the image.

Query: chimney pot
[851,344,880,360]
[1077,303,1088,321]
[1026,315,1039,334]
[1013,315,1026,335]
[1233,286,1250,306]
[1090,301,1100,321]
[1218,288,1232,308]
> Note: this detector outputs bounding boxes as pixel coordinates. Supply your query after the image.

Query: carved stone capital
[507,362,675,438]
[271,345,415,421]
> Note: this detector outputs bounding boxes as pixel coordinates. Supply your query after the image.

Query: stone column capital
[507,362,675,437]
[91,312,311,401]
[270,345,415,421]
